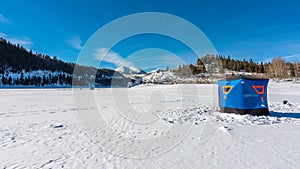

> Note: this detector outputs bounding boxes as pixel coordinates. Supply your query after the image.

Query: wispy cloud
[282,53,300,59]
[261,53,300,63]
[66,36,83,50]
[0,32,33,49]
[0,14,10,24]
[0,32,7,37]
[223,38,300,63]
[93,48,132,67]
[9,37,32,48]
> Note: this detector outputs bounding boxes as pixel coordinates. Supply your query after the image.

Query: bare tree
[294,62,300,77]
[269,57,287,78]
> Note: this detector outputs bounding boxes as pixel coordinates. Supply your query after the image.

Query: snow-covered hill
[115,66,146,75]
[142,70,209,84]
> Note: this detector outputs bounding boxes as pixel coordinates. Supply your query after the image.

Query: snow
[115,66,146,75]
[0,82,300,168]
[142,70,209,84]
[143,70,177,84]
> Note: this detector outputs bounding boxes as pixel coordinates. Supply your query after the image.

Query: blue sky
[1,0,300,70]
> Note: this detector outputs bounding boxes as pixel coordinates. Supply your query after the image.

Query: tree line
[0,37,130,87]
[0,37,74,74]
[1,72,72,86]
[172,54,300,78]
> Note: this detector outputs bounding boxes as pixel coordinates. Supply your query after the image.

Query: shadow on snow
[270,111,300,119]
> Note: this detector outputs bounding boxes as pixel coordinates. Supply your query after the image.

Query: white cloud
[0,32,7,37]
[283,53,300,59]
[66,36,83,50]
[9,37,32,47]
[0,32,33,49]
[261,53,300,63]
[0,14,10,24]
[93,48,132,66]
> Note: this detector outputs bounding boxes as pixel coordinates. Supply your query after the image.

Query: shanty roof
[219,74,269,81]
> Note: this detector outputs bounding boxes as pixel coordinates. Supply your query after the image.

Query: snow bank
[156,102,300,126]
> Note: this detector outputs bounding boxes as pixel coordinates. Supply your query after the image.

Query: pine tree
[236,61,241,71]
[31,76,37,86]
[243,60,248,72]
[24,77,29,86]
[232,61,237,71]
[290,63,295,77]
[259,62,264,73]
[20,72,24,85]
[7,76,12,85]
[66,75,72,85]
[255,65,259,73]
[248,58,254,72]
[1,76,6,85]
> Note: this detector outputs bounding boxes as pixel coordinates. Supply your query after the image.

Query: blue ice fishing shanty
[218,75,269,115]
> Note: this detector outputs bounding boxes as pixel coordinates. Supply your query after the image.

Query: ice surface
[0,82,300,168]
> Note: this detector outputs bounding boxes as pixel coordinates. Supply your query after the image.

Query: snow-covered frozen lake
[1,82,300,168]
